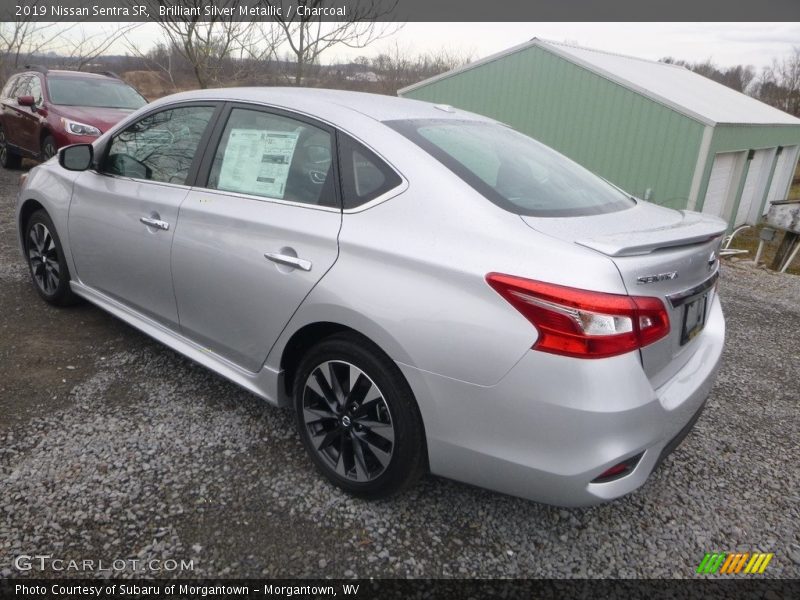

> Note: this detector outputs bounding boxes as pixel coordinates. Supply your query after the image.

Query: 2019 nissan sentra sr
[16,88,726,506]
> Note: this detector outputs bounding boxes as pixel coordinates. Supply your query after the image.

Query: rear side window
[338,134,402,209]
[386,119,634,217]
[206,107,337,208]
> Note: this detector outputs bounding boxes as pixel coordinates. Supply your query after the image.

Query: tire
[0,125,22,169]
[24,210,79,306]
[293,332,426,498]
[40,135,56,162]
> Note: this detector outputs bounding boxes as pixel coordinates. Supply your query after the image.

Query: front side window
[386,119,635,217]
[11,76,31,99]
[47,77,146,109]
[104,105,215,184]
[1,76,19,99]
[207,107,336,207]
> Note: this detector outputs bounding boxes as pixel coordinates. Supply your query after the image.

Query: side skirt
[70,281,283,406]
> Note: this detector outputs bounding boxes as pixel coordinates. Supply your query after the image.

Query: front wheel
[0,125,22,169]
[294,333,426,498]
[41,135,56,162]
[25,210,79,306]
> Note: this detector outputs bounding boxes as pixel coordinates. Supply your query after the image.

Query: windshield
[47,77,146,109]
[386,119,635,217]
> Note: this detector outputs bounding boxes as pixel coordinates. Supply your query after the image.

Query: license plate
[680,293,708,345]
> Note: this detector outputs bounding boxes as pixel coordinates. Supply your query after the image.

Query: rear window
[47,77,146,109]
[386,119,634,217]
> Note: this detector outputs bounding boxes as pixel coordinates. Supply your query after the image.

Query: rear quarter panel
[267,127,629,387]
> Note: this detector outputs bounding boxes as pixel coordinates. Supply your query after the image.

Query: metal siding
[735,149,773,226]
[404,45,704,209]
[696,125,800,212]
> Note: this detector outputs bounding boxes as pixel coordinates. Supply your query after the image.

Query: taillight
[486,273,670,359]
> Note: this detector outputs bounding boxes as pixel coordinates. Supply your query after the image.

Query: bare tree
[660,57,755,93]
[757,47,800,116]
[131,0,276,89]
[57,24,142,71]
[258,0,401,85]
[0,3,79,82]
[368,43,472,94]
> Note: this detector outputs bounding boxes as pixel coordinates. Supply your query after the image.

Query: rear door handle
[264,252,312,272]
[140,216,170,231]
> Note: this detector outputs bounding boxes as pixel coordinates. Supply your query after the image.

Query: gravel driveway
[1,164,798,579]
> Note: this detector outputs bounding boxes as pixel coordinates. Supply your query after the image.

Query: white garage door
[703,152,742,221]
[763,145,800,214]
[734,148,774,226]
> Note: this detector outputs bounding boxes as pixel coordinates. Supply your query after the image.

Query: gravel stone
[0,166,798,578]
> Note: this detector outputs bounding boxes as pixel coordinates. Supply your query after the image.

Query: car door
[4,75,30,149]
[20,75,44,152]
[69,102,220,327]
[171,104,342,372]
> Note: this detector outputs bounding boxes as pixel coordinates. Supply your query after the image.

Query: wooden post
[770,231,800,270]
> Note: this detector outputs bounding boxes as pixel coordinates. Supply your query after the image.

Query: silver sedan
[15,88,726,506]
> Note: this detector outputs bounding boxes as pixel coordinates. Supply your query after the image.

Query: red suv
[0,67,147,168]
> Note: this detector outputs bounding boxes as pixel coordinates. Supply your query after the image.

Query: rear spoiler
[576,212,727,257]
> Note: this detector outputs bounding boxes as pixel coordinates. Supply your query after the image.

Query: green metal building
[399,39,800,228]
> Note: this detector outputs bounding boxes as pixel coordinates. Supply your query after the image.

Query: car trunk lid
[521,201,726,386]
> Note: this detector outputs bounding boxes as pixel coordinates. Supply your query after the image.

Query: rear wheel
[0,126,22,169]
[25,210,79,306]
[40,135,56,162]
[294,333,426,498]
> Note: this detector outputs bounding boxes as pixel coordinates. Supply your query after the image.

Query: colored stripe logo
[697,552,773,574]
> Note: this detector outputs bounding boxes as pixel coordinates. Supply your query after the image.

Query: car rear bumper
[399,294,725,506]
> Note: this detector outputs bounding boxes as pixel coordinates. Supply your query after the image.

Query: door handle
[140,216,170,231]
[264,252,312,272]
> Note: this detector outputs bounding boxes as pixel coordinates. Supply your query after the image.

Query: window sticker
[217,129,299,198]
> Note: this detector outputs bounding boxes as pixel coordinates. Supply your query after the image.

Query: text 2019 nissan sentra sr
[16,88,726,506]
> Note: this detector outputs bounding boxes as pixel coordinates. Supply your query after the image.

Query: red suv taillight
[486,273,670,359]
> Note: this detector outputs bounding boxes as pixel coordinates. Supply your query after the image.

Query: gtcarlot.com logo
[13,554,195,573]
[696,552,773,574]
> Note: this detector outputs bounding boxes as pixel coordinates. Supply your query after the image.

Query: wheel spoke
[352,396,382,418]
[315,427,341,452]
[346,373,372,406]
[355,419,395,444]
[30,225,43,252]
[329,362,348,406]
[303,406,337,424]
[352,436,370,481]
[353,429,392,467]
[310,369,339,414]
[331,435,346,477]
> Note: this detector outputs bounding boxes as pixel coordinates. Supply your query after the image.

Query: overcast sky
[75,22,800,70]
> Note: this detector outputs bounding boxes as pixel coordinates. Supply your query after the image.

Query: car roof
[148,87,495,124]
[43,70,117,79]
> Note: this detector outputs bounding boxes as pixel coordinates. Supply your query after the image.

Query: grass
[724,163,800,276]
[725,224,800,276]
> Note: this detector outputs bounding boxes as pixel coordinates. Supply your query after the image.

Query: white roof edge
[397,38,539,96]
[399,37,800,128]
[397,38,714,125]
[532,40,716,127]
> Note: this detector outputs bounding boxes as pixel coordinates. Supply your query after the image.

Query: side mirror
[17,95,35,107]
[59,144,93,171]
